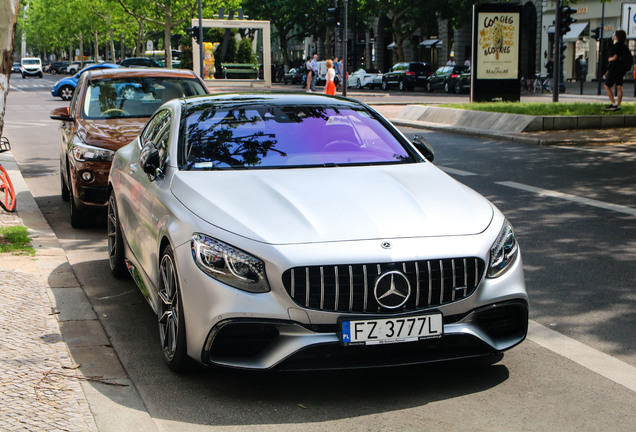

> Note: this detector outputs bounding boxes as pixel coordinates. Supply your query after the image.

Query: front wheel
[426,81,433,92]
[60,85,74,101]
[356,79,362,89]
[381,80,388,91]
[398,79,405,91]
[158,245,189,372]
[455,82,462,94]
[107,193,127,278]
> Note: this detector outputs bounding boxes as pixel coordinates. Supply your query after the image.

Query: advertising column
[472,4,522,102]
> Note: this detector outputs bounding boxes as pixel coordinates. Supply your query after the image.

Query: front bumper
[173,233,528,371]
[202,300,528,370]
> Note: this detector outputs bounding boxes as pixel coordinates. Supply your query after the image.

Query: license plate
[340,313,443,346]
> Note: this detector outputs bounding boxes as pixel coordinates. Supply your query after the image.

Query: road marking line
[528,320,636,392]
[497,181,636,216]
[439,166,477,176]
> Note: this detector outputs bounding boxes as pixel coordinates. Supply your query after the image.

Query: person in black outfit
[604,30,629,111]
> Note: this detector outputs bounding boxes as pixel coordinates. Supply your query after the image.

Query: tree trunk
[109,29,115,63]
[79,32,84,67]
[94,33,99,61]
[0,0,20,138]
[120,34,125,62]
[164,5,173,68]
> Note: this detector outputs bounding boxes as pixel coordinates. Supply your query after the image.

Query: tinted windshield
[182,104,414,170]
[22,59,40,65]
[83,77,206,119]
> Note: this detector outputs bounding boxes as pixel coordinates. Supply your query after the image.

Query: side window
[155,128,170,168]
[141,110,171,147]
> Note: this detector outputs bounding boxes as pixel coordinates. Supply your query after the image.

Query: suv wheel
[398,80,405,91]
[427,81,433,92]
[381,79,388,91]
[444,82,450,93]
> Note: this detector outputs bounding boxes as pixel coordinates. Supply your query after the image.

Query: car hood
[171,163,494,245]
[77,118,148,151]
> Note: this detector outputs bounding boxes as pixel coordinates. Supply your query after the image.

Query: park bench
[222,63,258,79]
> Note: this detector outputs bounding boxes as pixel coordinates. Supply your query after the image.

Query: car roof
[183,93,367,110]
[87,68,198,80]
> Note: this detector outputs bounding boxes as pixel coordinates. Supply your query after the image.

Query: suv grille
[282,258,485,314]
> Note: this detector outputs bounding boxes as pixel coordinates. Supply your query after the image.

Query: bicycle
[532,73,552,94]
[0,137,16,212]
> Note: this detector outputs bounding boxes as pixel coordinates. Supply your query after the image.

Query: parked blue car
[51,63,119,100]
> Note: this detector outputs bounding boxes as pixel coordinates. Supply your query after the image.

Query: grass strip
[0,225,35,254]
[440,102,636,116]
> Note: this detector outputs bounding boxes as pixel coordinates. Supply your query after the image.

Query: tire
[39,72,43,78]
[455,83,462,94]
[158,244,189,372]
[356,79,362,89]
[60,164,70,202]
[381,79,388,91]
[21,73,25,79]
[444,82,450,93]
[51,69,57,75]
[107,192,128,278]
[427,81,433,92]
[69,176,89,228]
[398,79,405,91]
[60,85,74,101]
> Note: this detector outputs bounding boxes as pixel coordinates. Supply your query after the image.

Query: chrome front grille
[282,258,485,314]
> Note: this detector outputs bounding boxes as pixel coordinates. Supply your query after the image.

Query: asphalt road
[3,74,635,431]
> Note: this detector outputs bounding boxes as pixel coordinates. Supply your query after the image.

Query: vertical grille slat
[283,257,485,314]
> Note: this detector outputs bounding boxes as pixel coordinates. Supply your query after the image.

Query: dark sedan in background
[427,65,469,93]
[381,62,431,91]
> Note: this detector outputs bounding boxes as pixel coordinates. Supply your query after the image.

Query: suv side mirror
[413,135,434,162]
[50,106,73,121]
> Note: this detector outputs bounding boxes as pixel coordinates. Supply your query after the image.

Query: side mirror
[50,106,73,121]
[413,135,434,162]
[140,144,161,181]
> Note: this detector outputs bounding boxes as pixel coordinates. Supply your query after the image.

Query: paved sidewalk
[0,155,98,430]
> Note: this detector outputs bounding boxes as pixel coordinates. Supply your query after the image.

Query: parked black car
[48,61,69,75]
[427,65,469,92]
[448,67,471,94]
[381,62,431,91]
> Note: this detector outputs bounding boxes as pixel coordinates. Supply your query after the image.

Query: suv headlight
[191,234,270,293]
[488,219,519,278]
[71,143,115,162]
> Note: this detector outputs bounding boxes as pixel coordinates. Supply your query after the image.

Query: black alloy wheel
[107,192,127,278]
[158,244,189,372]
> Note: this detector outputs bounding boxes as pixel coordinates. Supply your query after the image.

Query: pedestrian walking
[305,56,313,92]
[310,53,318,92]
[446,56,456,66]
[324,59,336,95]
[604,29,633,111]
[334,57,343,90]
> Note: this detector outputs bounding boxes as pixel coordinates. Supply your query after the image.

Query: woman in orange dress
[324,59,336,95]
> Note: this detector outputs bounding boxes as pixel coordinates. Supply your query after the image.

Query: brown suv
[50,68,209,227]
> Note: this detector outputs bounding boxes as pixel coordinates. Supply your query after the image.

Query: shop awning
[420,39,442,48]
[563,23,588,42]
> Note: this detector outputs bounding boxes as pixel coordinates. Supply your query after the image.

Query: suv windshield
[22,59,41,66]
[83,77,206,119]
[182,104,414,170]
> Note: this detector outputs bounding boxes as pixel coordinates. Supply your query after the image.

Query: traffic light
[188,26,201,44]
[327,6,340,26]
[591,27,601,40]
[559,43,567,62]
[559,6,577,35]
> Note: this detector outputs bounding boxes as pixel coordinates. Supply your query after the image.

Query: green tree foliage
[237,38,257,65]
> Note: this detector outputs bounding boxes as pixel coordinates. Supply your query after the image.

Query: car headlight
[488,219,519,278]
[71,143,115,162]
[191,234,270,293]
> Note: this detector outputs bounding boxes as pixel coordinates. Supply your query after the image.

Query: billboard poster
[471,4,522,102]
[476,12,520,79]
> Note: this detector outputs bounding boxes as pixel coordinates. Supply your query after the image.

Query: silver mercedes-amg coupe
[107,93,528,372]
